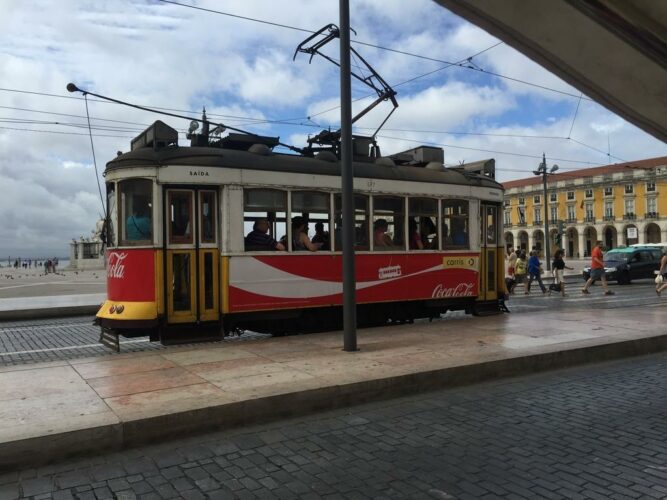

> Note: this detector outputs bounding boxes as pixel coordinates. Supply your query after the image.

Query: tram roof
[106,145,503,191]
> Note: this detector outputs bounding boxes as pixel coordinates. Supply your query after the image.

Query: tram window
[334,194,369,251]
[243,189,287,251]
[168,191,193,245]
[119,179,152,246]
[372,196,405,250]
[443,199,469,249]
[486,206,497,245]
[409,198,438,250]
[105,182,116,247]
[200,191,216,244]
[292,191,330,251]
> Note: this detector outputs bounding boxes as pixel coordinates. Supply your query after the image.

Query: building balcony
[504,223,513,228]
[645,212,659,219]
[565,218,577,224]
[603,215,615,221]
[584,216,596,223]
[623,213,637,220]
[517,221,527,227]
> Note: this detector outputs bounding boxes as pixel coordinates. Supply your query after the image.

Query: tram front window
[120,179,153,246]
[106,182,116,247]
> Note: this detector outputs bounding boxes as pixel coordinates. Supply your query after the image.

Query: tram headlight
[116,305,125,314]
[109,305,116,314]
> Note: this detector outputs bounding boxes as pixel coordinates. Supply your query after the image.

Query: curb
[2,333,666,471]
[0,305,100,321]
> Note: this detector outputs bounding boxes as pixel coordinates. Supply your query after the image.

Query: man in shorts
[582,240,614,295]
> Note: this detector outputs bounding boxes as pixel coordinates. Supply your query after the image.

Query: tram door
[479,204,499,301]
[165,188,220,324]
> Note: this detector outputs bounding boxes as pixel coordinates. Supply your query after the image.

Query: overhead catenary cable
[82,94,107,218]
[157,0,590,101]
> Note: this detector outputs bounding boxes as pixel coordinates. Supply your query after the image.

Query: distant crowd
[6,257,59,273]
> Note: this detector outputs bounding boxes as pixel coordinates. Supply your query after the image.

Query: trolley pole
[533,153,559,271]
[340,0,357,352]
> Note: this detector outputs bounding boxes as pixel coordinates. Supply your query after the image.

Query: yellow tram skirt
[97,300,158,321]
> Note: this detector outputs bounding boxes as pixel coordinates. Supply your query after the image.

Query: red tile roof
[502,156,667,189]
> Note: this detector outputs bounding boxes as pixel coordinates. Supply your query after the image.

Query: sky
[1,0,666,258]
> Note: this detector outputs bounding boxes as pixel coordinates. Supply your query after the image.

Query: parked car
[582,246,663,284]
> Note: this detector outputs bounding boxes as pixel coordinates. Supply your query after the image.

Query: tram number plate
[100,328,120,353]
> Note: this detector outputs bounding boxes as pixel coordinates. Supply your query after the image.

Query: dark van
[582,246,663,284]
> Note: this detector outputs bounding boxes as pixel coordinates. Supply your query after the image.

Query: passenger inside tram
[408,218,424,250]
[292,216,320,251]
[311,222,330,250]
[373,219,393,248]
[245,218,286,251]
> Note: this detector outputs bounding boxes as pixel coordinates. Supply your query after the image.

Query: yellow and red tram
[96,121,505,345]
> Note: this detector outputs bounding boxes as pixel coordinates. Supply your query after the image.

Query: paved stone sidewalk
[2,352,666,499]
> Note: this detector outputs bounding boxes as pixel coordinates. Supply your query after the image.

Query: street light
[533,153,559,270]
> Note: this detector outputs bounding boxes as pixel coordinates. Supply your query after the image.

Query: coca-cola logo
[431,282,475,298]
[108,252,128,279]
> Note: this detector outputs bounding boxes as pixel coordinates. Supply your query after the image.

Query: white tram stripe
[0,339,150,356]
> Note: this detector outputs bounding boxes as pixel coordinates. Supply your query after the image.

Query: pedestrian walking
[551,249,573,296]
[507,247,517,277]
[514,250,528,293]
[526,250,547,294]
[656,249,667,297]
[582,240,614,296]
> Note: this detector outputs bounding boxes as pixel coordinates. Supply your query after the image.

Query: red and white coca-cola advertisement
[228,253,478,313]
[106,249,155,302]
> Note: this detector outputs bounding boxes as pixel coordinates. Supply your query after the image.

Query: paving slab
[1,304,666,471]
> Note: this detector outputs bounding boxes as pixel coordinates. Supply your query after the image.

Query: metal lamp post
[533,153,559,270]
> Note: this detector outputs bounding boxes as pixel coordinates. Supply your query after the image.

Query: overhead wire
[156,0,590,101]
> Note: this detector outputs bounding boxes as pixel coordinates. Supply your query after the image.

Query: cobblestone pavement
[2,352,666,499]
[0,317,268,367]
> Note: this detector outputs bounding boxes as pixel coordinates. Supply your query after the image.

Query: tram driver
[245,218,286,251]
[126,202,152,241]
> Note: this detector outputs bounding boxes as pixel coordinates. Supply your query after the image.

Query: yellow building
[502,156,667,258]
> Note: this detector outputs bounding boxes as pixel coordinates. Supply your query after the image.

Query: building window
[625,198,635,216]
[625,184,634,194]
[567,191,575,200]
[550,206,557,222]
[585,189,593,198]
[647,197,657,214]
[567,205,576,221]
[518,197,525,205]
[534,208,541,224]
[504,199,510,207]
[533,195,541,204]
[517,206,526,224]
[549,193,557,202]
[504,210,511,226]
[605,201,614,218]
[585,203,594,220]
[604,187,613,196]
[647,182,656,192]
